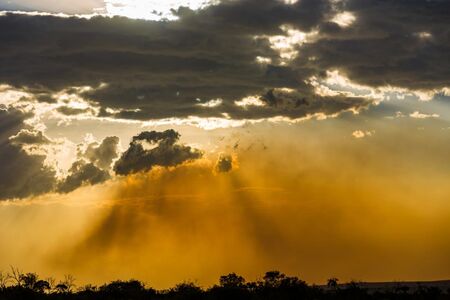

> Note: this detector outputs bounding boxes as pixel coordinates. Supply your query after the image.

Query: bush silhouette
[0,268,448,300]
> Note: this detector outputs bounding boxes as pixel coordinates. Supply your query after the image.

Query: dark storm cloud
[175,0,330,33]
[297,0,450,90]
[114,130,203,175]
[0,0,370,121]
[0,107,57,200]
[0,0,448,122]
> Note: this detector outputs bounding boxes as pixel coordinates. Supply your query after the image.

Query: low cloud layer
[0,110,202,199]
[0,108,119,199]
[114,130,203,175]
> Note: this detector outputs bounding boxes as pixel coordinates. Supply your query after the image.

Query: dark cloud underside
[83,136,120,170]
[298,0,450,90]
[0,108,57,199]
[58,161,111,194]
[114,130,203,175]
[9,0,443,120]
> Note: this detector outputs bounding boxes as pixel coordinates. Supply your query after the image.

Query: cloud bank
[0,110,202,199]
[0,0,448,122]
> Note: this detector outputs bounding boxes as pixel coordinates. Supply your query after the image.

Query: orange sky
[1,119,449,288]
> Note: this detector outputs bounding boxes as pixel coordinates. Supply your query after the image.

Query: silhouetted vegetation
[0,267,448,300]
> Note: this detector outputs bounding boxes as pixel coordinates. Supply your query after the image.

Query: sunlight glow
[331,11,356,27]
[416,31,432,40]
[258,25,318,64]
[409,111,439,119]
[255,56,273,65]
[0,84,30,106]
[197,98,223,108]
[235,96,267,108]
[308,70,446,102]
[104,0,217,20]
[352,130,374,139]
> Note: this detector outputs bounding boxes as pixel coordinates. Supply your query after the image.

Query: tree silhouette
[99,280,148,299]
[19,273,38,290]
[6,266,23,287]
[56,274,76,293]
[33,280,51,293]
[262,271,286,288]
[171,282,202,294]
[327,277,339,290]
[219,273,246,288]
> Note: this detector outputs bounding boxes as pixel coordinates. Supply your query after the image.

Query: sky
[0,0,449,289]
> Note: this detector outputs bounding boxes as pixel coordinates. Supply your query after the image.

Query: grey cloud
[0,0,448,123]
[58,129,203,193]
[9,128,53,145]
[57,161,110,194]
[56,106,93,116]
[215,154,233,173]
[175,0,331,33]
[0,0,368,121]
[114,130,203,175]
[0,108,120,199]
[297,0,450,90]
[249,88,370,119]
[82,136,120,170]
[0,108,57,200]
[0,117,203,198]
[57,136,120,193]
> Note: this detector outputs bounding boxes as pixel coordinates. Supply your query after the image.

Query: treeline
[0,268,448,300]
